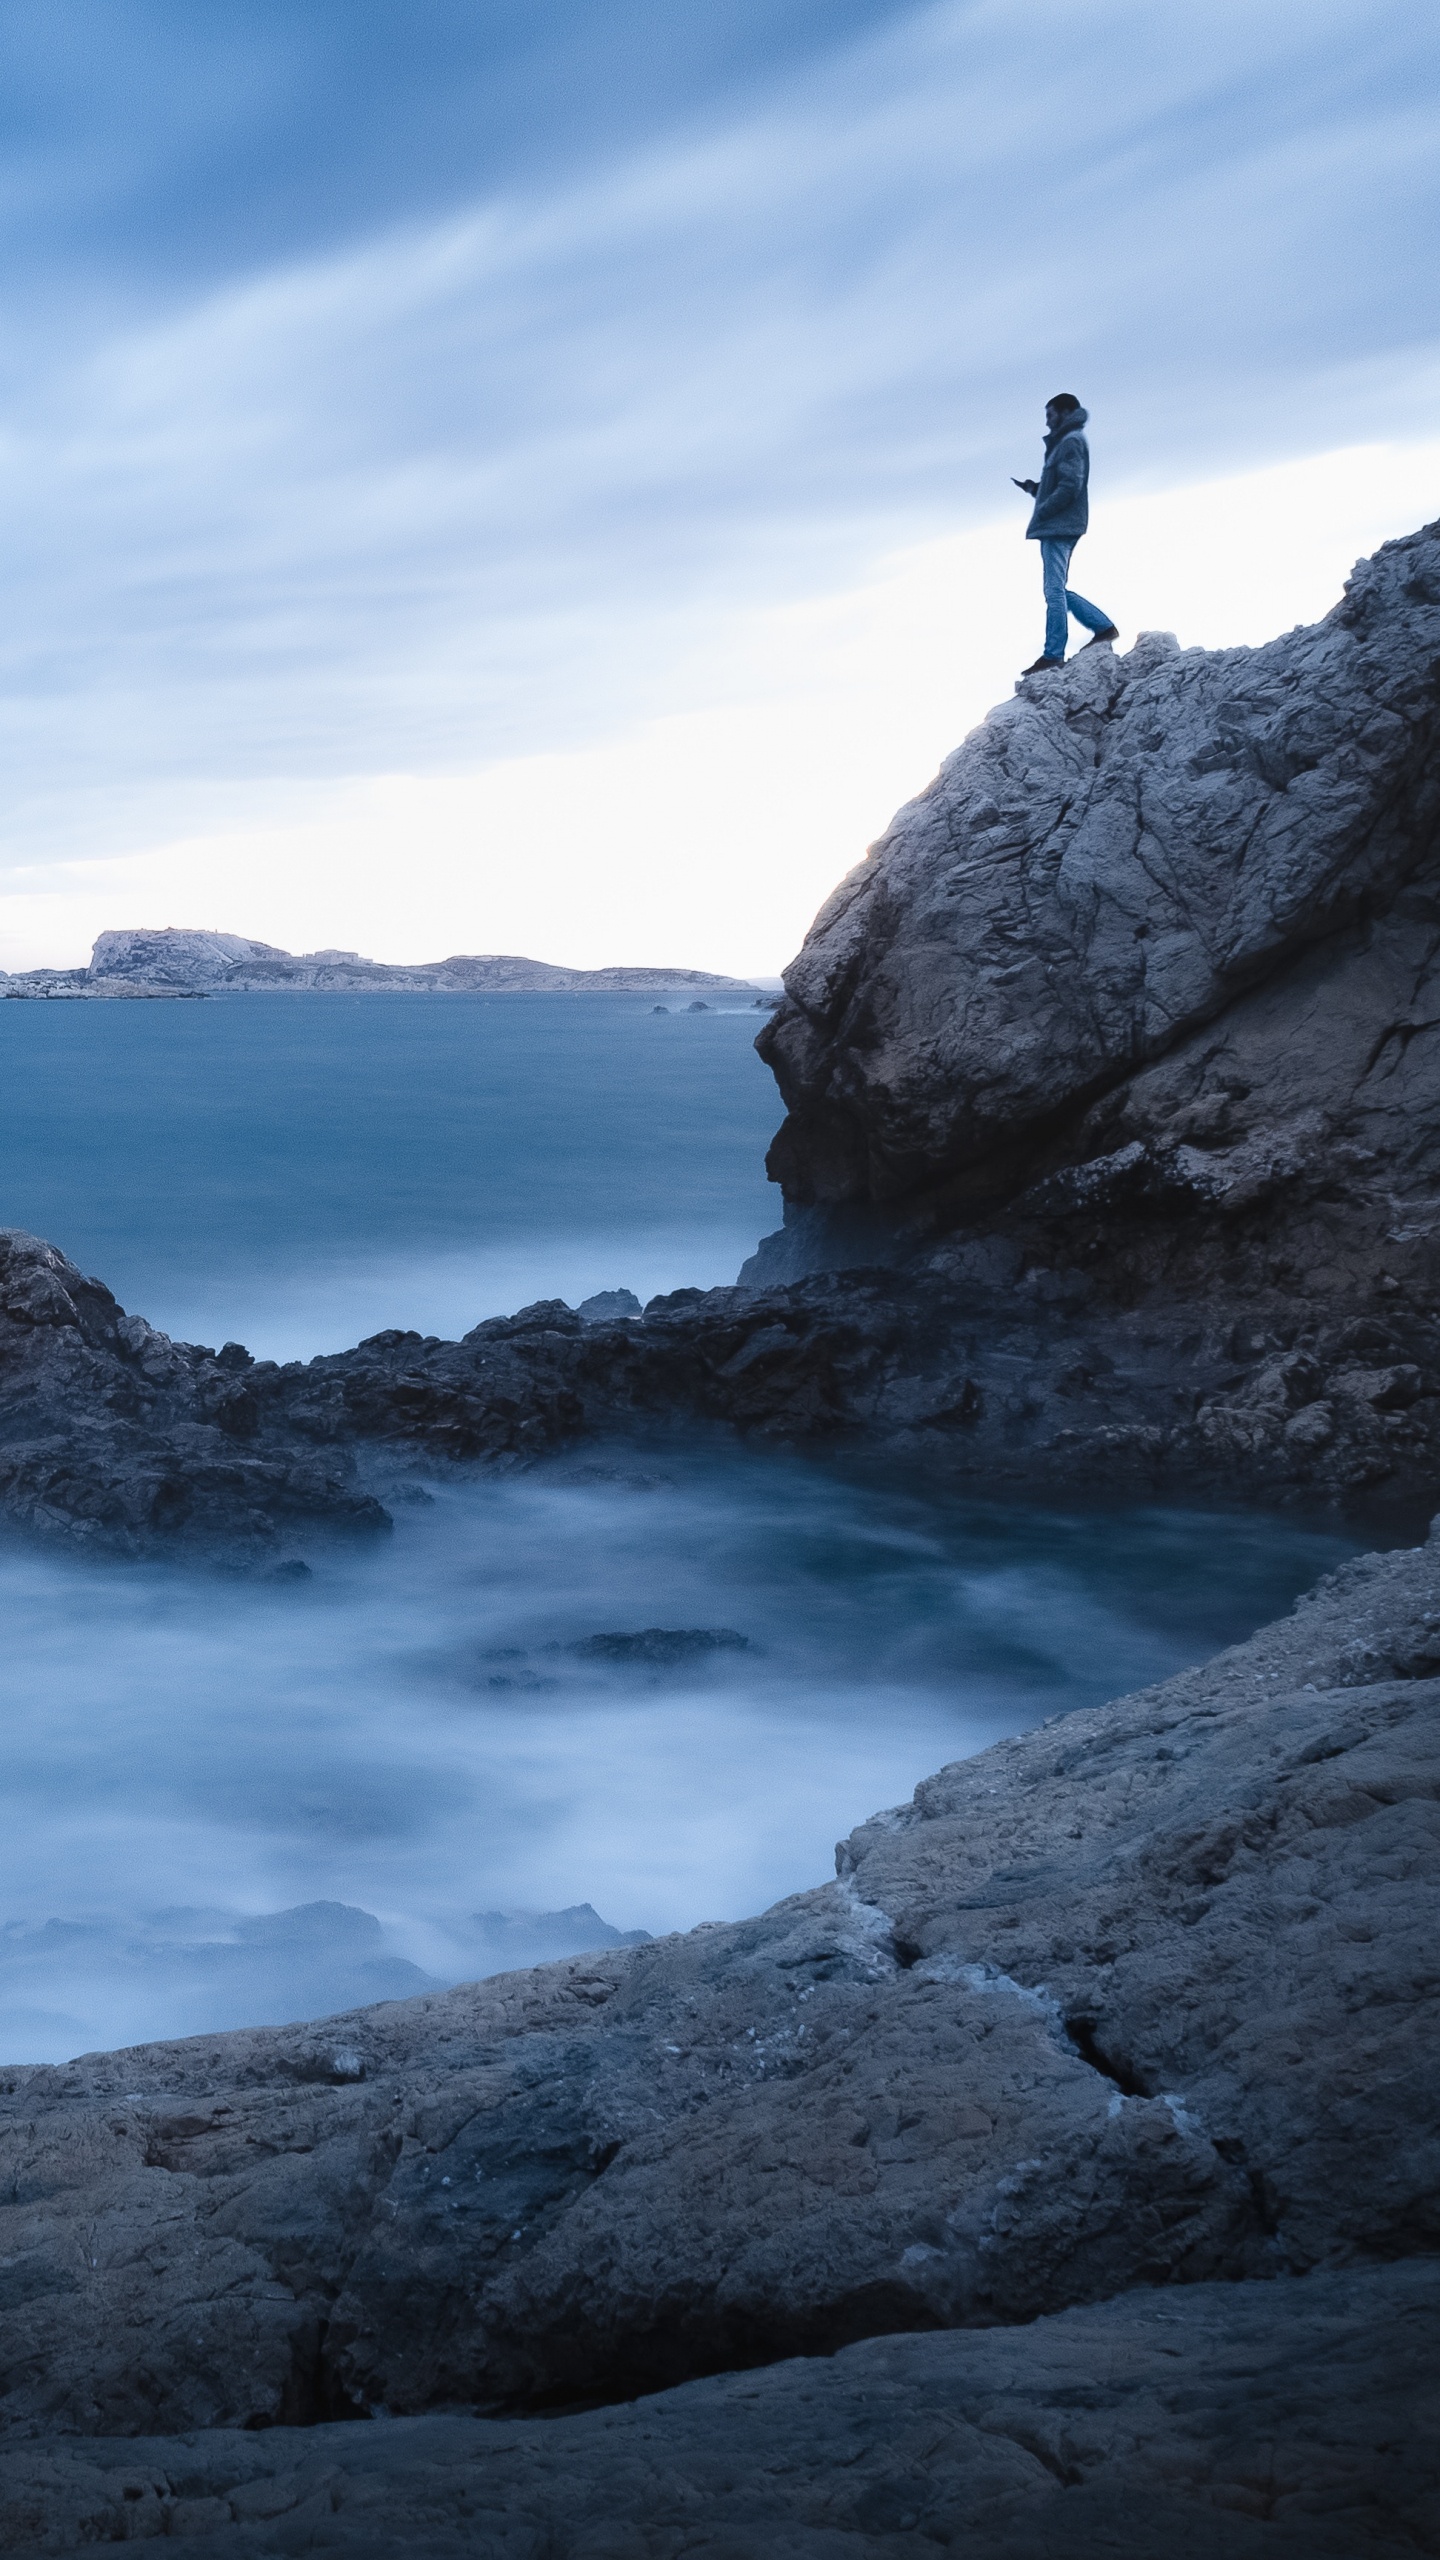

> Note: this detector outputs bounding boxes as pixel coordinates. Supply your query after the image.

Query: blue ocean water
[0,991,781,1358]
[0,994,1355,2061]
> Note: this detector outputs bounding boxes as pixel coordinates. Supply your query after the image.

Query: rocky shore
[2,525,1439,2549]
[0,1215,1434,1561]
[2,1525,1438,2549]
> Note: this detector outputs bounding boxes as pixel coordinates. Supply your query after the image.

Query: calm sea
[0,990,782,1358]
[0,994,1352,2061]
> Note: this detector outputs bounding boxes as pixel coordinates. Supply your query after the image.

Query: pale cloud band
[5,437,1437,979]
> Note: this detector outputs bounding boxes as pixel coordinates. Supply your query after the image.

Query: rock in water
[563,1625,750,1668]
[759,521,1440,1212]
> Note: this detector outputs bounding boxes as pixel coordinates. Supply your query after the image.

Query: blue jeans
[1040,539,1111,661]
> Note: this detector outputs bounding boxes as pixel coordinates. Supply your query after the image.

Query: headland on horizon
[0,926,765,1000]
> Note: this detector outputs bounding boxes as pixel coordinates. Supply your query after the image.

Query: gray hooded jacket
[1026,406,1090,542]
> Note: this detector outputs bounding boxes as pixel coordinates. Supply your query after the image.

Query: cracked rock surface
[759,519,1440,1211]
[2,1523,1436,2546]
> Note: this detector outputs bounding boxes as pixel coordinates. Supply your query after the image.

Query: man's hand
[1012,477,1038,496]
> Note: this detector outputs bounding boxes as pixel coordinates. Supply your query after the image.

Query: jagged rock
[5,1219,1440,1553]
[759,521,1440,1212]
[2,1526,1434,2446]
[458,1906,653,1968]
[3,545,1438,2547]
[0,1230,389,1555]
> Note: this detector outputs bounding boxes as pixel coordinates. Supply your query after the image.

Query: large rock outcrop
[759,518,1440,1213]
[1,1524,1437,2547]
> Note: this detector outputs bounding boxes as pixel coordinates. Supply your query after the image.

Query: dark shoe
[1083,625,1120,646]
[1021,655,1064,675]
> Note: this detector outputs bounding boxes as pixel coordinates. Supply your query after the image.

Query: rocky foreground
[2,1526,1438,2551]
[4,525,1440,1557]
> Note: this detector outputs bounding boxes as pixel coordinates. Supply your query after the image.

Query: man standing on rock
[1013,394,1119,674]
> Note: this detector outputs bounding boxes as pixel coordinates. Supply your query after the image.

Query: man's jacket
[1026,407,1090,541]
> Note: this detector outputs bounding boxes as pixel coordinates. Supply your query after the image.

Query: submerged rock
[562,1626,750,1666]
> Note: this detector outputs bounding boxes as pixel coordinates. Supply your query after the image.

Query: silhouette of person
[1013,395,1119,675]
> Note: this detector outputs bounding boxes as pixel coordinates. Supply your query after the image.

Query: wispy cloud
[0,0,1434,927]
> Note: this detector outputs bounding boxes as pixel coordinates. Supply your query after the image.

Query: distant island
[0,927,764,999]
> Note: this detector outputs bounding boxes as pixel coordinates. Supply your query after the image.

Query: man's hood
[1044,405,1089,449]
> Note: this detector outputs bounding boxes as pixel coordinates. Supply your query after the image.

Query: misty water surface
[0,1448,1349,2062]
[0,993,1358,2063]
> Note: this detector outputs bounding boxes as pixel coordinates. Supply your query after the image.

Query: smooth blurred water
[0,993,1357,2063]
[0,992,780,1357]
[0,1448,1350,2062]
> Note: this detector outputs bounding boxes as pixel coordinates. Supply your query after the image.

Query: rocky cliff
[1,927,757,999]
[758,518,1440,1223]
[2,1528,1437,2549]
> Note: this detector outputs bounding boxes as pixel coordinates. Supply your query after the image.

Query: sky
[0,0,1436,976]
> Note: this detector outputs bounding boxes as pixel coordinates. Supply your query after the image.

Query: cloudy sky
[1,0,1436,974]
